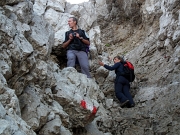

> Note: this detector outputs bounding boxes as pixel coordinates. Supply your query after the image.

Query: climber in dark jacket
[99,56,135,108]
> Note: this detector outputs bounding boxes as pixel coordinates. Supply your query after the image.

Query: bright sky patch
[66,0,89,4]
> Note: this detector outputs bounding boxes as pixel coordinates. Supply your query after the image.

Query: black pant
[114,76,134,105]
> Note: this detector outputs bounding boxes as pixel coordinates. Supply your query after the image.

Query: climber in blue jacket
[99,56,135,108]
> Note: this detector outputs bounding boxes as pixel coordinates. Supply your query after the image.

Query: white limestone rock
[47,0,66,13]
[60,126,72,135]
[105,99,114,109]
[19,85,51,130]
[53,67,99,127]
[0,103,6,118]
[27,15,54,59]
[33,0,48,16]
[0,14,16,37]
[38,115,62,135]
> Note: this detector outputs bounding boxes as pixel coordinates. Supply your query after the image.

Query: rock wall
[0,0,180,135]
[94,0,180,134]
[0,0,100,134]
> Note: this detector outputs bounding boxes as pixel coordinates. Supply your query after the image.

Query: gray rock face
[0,0,180,135]
[0,0,24,6]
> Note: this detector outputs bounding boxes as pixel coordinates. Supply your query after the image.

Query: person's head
[68,17,78,29]
[113,56,124,63]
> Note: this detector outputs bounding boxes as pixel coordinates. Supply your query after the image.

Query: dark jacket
[104,61,128,82]
[63,29,89,52]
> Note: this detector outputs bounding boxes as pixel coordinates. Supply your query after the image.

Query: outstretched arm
[99,62,120,71]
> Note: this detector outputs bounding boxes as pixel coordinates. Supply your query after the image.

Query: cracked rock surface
[0,0,180,134]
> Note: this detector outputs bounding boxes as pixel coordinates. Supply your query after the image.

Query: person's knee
[115,91,121,97]
[80,64,89,69]
[67,56,76,67]
[67,55,75,60]
[115,93,118,97]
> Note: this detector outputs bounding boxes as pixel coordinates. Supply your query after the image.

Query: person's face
[113,58,121,63]
[68,18,76,28]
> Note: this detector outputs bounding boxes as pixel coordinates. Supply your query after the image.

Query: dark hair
[69,17,78,25]
[113,56,124,61]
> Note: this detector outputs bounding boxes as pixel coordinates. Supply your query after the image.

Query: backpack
[123,61,135,82]
[77,29,90,54]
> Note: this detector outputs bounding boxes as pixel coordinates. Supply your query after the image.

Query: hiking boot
[130,104,135,107]
[120,100,129,108]
[126,103,135,108]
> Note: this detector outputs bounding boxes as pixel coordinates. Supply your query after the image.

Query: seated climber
[62,17,91,78]
[99,56,135,108]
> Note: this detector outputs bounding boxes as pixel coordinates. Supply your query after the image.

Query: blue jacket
[104,61,127,82]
